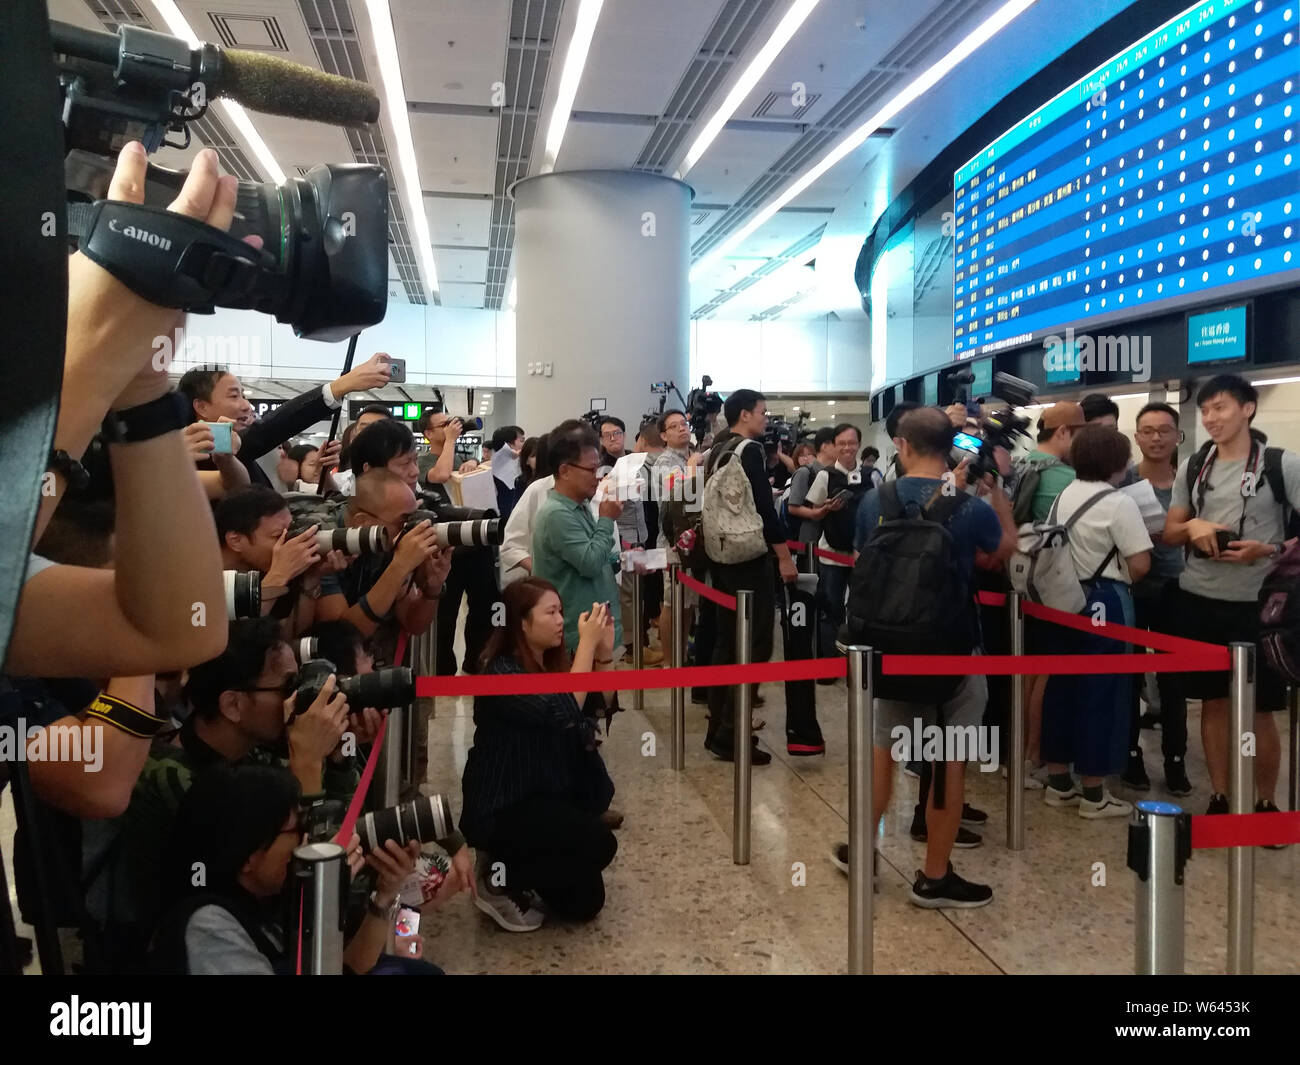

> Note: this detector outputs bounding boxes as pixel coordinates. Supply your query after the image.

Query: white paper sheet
[1119,478,1166,534]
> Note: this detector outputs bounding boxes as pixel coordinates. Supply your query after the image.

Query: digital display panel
[1188,303,1248,361]
[953,0,1298,357]
[923,371,939,405]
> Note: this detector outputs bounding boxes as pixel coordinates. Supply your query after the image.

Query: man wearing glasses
[532,423,625,658]
[1121,402,1191,795]
[81,619,355,969]
[597,416,658,664]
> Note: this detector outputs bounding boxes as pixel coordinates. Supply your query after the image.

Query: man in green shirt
[1018,401,1083,522]
[532,423,625,653]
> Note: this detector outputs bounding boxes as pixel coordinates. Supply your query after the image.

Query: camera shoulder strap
[66,200,270,314]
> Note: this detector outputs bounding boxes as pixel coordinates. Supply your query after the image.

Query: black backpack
[1260,541,1300,685]
[820,467,865,552]
[840,481,976,703]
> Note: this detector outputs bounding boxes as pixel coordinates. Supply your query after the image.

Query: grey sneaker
[1078,791,1133,819]
[1044,780,1082,806]
[475,885,545,932]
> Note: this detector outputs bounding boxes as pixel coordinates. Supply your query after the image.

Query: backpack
[702,437,768,565]
[840,481,976,703]
[1185,440,1300,540]
[1007,487,1118,614]
[1259,540,1300,684]
[820,467,865,552]
[1010,454,1062,526]
[659,467,708,570]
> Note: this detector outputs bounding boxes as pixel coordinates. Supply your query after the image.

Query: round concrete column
[512,170,692,436]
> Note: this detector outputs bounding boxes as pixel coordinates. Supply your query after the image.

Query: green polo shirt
[1024,448,1076,522]
[531,489,623,652]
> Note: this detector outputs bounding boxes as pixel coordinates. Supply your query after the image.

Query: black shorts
[1170,586,1286,712]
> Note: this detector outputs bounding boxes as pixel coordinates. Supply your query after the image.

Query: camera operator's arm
[977,467,1018,563]
[284,674,349,798]
[345,840,421,974]
[423,419,462,485]
[299,440,342,495]
[775,446,797,473]
[393,546,449,635]
[11,147,246,676]
[28,675,156,819]
[318,523,439,637]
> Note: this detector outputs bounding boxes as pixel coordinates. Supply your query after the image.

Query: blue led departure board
[953,0,1298,357]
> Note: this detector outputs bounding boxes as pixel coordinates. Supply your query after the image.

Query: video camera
[685,375,723,443]
[948,370,1037,482]
[52,19,388,341]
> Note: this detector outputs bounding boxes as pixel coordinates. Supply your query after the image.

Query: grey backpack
[702,437,767,565]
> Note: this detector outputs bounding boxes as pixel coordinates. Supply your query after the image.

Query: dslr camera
[290,657,415,716]
[52,20,388,341]
[948,370,1037,482]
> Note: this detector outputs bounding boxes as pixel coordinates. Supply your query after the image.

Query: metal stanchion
[733,589,754,865]
[803,543,817,655]
[1129,800,1191,974]
[1288,686,1299,813]
[374,706,405,807]
[406,614,438,791]
[632,570,644,712]
[669,563,685,771]
[293,842,347,974]
[846,644,874,975]
[1227,641,1255,974]
[1007,591,1025,850]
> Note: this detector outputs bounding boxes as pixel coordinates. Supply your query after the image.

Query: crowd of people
[3,145,1295,977]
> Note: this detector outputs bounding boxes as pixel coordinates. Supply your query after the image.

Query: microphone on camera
[215,49,380,126]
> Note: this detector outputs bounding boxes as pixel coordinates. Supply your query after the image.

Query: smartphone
[387,357,406,384]
[203,421,233,454]
[952,431,982,455]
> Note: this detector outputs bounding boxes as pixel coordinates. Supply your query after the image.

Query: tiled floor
[413,662,1300,975]
[5,629,1297,975]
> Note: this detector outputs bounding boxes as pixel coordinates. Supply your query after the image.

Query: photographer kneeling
[153,763,452,974]
[460,580,618,932]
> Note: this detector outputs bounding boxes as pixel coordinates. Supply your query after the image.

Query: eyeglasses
[566,462,601,474]
[238,679,298,698]
[601,429,624,439]
[1136,427,1180,439]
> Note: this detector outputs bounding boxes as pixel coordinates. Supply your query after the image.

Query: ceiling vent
[208,13,289,51]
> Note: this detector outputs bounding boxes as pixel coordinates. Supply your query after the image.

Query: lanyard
[1194,438,1261,539]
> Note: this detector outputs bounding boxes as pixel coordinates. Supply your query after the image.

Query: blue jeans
[1042,579,1134,778]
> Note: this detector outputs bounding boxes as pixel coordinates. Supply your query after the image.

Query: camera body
[685,375,722,443]
[948,371,1037,482]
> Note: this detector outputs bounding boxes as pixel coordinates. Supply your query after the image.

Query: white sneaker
[1000,759,1047,790]
[1044,780,1082,806]
[1078,791,1133,819]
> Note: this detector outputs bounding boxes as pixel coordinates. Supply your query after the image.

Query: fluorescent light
[689,0,1037,281]
[507,277,518,310]
[1111,392,1151,400]
[364,0,439,296]
[677,0,820,178]
[541,0,605,173]
[149,1,285,184]
[1251,376,1300,386]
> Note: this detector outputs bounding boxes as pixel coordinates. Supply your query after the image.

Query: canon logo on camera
[107,217,173,251]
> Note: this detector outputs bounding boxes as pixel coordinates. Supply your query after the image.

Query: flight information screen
[953,0,1298,357]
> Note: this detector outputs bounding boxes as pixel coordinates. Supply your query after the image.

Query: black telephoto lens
[356,794,454,852]
[337,667,414,710]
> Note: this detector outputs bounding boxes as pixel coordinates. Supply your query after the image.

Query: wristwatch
[368,892,395,919]
[101,390,192,444]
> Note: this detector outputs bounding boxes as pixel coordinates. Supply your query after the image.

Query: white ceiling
[51,0,1135,321]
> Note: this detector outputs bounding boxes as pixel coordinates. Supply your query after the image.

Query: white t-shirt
[1054,479,1152,584]
[804,462,860,567]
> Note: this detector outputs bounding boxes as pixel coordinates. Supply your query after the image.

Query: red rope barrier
[1020,599,1226,657]
[813,546,855,566]
[675,569,738,611]
[1191,811,1300,849]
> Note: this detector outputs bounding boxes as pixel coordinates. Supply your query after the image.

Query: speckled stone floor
[411,638,1300,975]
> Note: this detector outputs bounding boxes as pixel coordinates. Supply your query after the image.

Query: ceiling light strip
[541,0,605,173]
[677,0,821,178]
[689,0,1036,281]
[149,1,286,183]
[363,0,439,296]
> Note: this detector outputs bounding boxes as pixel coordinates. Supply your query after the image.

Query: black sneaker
[909,822,982,849]
[1164,757,1193,797]
[1255,799,1288,849]
[815,676,837,686]
[830,843,879,892]
[705,734,771,766]
[1206,792,1229,815]
[1122,749,1151,791]
[787,726,825,756]
[910,863,993,909]
[960,803,988,827]
[1139,709,1163,730]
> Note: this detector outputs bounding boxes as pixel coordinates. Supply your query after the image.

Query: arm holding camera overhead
[7,145,236,679]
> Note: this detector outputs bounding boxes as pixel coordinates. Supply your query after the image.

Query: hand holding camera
[285,672,349,767]
[300,439,341,484]
[366,839,422,909]
[338,352,393,396]
[183,422,216,463]
[1187,519,1232,558]
[577,601,612,651]
[265,524,322,588]
[394,519,439,577]
[415,544,453,597]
